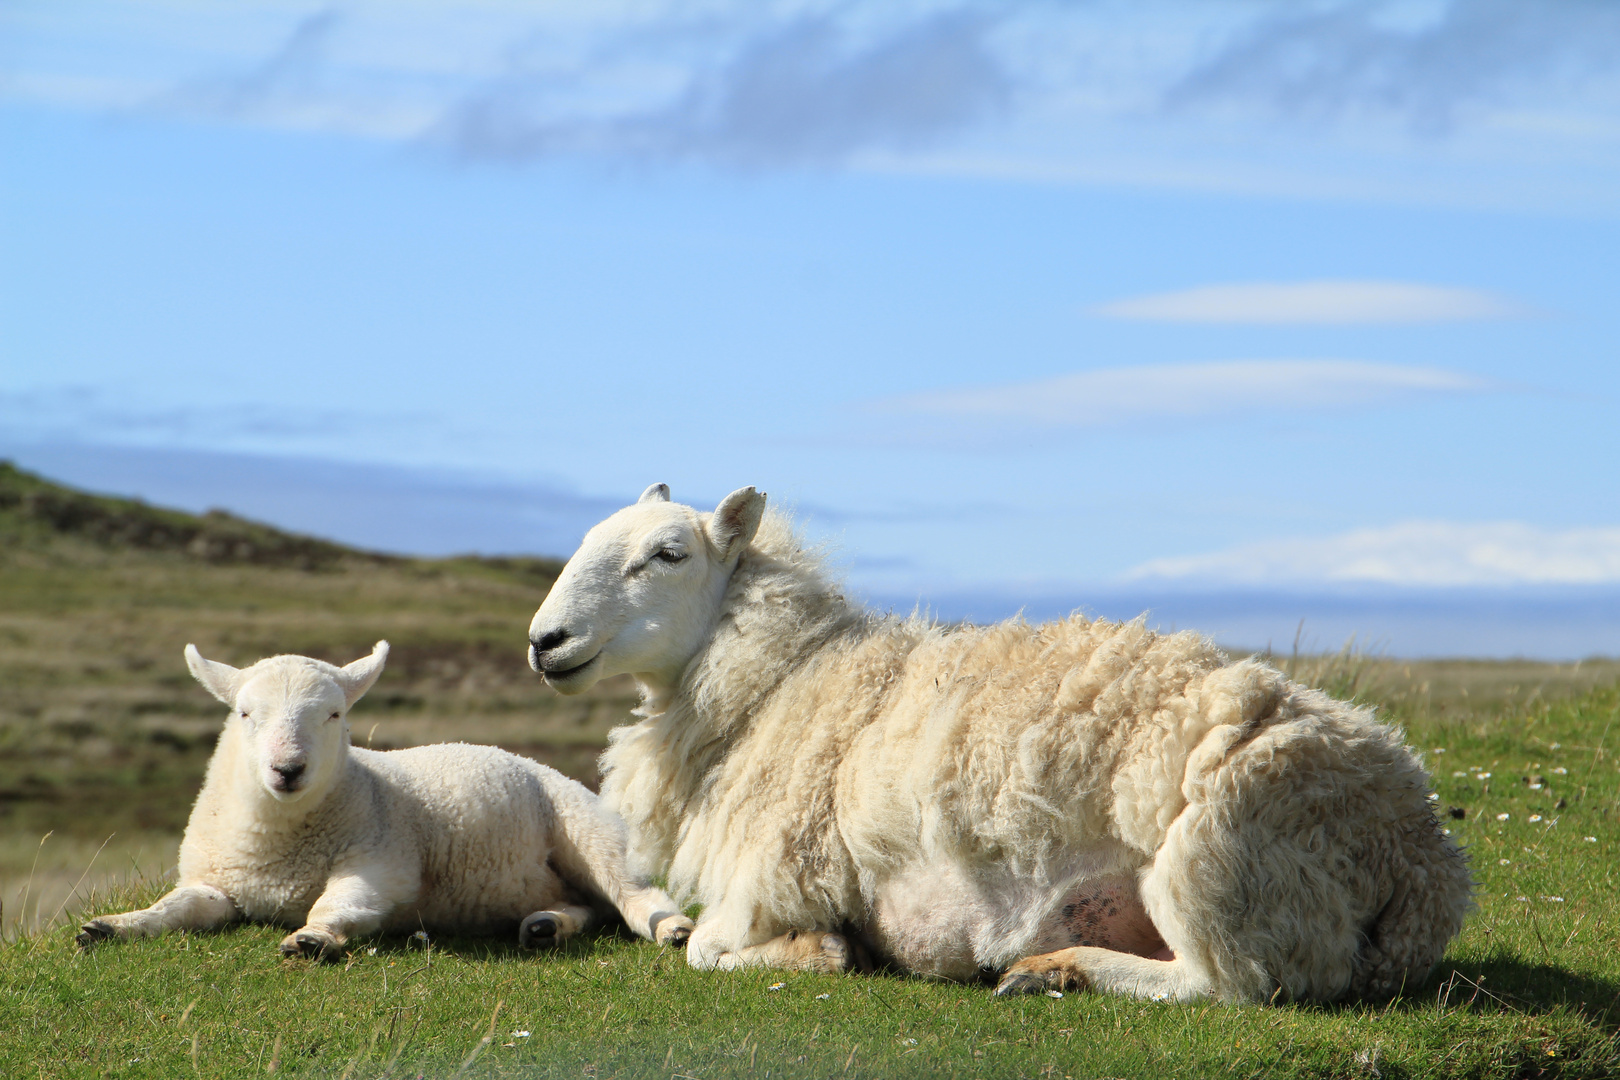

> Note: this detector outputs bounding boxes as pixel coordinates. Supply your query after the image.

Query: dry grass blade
[451,998,503,1079]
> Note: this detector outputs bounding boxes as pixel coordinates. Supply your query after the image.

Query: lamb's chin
[262,780,311,803]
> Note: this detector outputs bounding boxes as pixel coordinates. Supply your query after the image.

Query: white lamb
[77,641,693,959]
[526,484,1473,1003]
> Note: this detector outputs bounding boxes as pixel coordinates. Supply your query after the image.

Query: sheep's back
[837,616,1244,882]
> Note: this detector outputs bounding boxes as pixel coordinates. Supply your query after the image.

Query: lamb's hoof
[653,913,695,949]
[519,912,561,949]
[280,930,340,961]
[75,919,117,950]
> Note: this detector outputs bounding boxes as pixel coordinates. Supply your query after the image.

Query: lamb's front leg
[687,919,859,973]
[282,866,407,961]
[77,884,239,949]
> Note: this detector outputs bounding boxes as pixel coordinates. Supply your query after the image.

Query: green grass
[3,463,1619,1077]
[3,674,1616,1079]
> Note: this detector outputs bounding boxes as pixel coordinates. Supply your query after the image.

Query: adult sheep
[526,484,1473,1003]
[78,641,692,959]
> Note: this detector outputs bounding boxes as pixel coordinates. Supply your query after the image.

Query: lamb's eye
[329,712,341,721]
[654,548,688,564]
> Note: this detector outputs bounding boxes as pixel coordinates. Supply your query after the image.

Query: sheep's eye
[654,548,688,564]
[329,712,341,721]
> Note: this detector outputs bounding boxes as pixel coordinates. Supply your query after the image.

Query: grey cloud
[434,9,1011,166]
[1166,0,1620,136]
[168,7,341,119]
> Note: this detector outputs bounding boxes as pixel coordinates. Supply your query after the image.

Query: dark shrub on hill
[0,461,391,570]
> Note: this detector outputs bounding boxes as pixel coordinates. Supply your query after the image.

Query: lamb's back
[356,743,571,932]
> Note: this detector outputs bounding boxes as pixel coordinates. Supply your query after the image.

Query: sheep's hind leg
[696,927,869,974]
[995,948,1210,1002]
[519,903,596,949]
[77,884,239,949]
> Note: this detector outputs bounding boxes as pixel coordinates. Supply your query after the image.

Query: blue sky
[4,1,1619,655]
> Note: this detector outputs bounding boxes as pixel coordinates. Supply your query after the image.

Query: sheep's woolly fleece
[597,508,1473,1002]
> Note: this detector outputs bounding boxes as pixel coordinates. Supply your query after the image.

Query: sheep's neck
[658,556,862,761]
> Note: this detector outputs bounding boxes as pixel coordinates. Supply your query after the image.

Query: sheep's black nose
[274,763,306,784]
[533,628,570,653]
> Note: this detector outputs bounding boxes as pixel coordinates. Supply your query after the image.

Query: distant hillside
[0,460,628,890]
[0,460,563,581]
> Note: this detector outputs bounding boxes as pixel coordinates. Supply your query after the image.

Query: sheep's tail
[1349,821,1473,1000]
[543,774,687,943]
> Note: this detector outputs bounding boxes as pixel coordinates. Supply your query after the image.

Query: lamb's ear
[337,640,390,708]
[708,487,766,562]
[638,483,671,504]
[185,644,243,706]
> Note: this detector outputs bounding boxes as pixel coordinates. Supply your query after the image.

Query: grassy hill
[2,462,1618,1078]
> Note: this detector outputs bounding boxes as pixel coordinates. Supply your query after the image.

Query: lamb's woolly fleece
[82,648,685,954]
[602,511,1473,1001]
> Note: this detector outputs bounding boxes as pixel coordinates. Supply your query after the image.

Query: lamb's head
[185,641,389,802]
[529,484,765,695]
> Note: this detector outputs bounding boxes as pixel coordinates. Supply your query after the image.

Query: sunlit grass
[5,680,1616,1079]
[4,467,1618,1076]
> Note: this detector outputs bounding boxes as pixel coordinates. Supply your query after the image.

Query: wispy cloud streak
[1091,281,1532,324]
[869,359,1499,430]
[1127,521,1620,588]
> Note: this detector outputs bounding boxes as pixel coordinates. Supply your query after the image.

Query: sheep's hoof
[993,971,1051,996]
[785,930,861,974]
[519,912,561,949]
[75,919,118,950]
[281,930,340,961]
[994,957,1086,997]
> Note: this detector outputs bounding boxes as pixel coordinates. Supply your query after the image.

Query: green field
[2,463,1617,1078]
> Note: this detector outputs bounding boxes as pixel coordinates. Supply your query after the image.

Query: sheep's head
[185,641,389,803]
[529,484,765,697]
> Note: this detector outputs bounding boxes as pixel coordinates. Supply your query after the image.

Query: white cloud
[871,359,1498,428]
[1090,280,1531,324]
[1126,521,1620,588]
[6,2,1620,210]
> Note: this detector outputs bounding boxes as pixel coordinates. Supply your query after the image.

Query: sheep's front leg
[518,903,596,949]
[687,920,859,973]
[77,884,239,949]
[282,868,403,961]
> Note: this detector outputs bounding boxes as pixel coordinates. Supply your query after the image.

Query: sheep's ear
[638,483,671,504]
[337,640,390,708]
[708,487,766,562]
[185,644,243,706]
